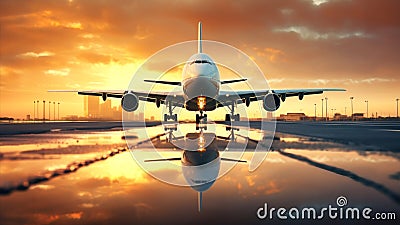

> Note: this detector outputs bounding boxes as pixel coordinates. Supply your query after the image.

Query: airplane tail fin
[198,21,202,53]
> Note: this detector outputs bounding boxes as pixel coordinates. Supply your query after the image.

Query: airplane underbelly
[183,77,219,100]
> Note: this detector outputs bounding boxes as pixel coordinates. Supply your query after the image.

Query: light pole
[396,98,399,118]
[325,97,328,121]
[350,97,354,121]
[321,98,324,121]
[33,101,36,122]
[48,101,51,121]
[37,100,39,121]
[58,102,60,120]
[53,102,55,121]
[365,100,368,119]
[43,100,46,122]
[331,108,336,119]
[314,103,317,121]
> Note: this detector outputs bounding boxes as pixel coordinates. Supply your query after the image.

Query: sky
[1,0,399,119]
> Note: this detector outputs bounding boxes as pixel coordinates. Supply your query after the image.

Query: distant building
[100,99,113,119]
[84,96,99,118]
[334,113,348,121]
[278,113,307,121]
[352,113,364,120]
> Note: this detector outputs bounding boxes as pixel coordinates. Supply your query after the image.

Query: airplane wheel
[204,114,207,122]
[235,114,240,121]
[174,114,178,122]
[225,114,231,122]
[164,114,168,122]
[196,114,200,124]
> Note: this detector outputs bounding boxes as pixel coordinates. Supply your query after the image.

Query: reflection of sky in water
[0,125,399,225]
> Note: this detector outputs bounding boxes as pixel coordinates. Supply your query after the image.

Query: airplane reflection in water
[142,125,248,212]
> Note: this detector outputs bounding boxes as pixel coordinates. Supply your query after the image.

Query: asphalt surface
[266,121,400,151]
[1,120,399,151]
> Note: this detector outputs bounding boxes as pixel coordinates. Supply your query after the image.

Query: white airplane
[52,22,345,123]
[144,131,246,212]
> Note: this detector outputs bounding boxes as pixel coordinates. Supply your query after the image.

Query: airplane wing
[217,88,345,106]
[49,90,185,107]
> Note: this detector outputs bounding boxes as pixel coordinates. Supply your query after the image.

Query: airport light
[43,100,45,122]
[325,97,328,121]
[350,97,354,121]
[58,102,60,120]
[321,98,324,121]
[396,98,399,118]
[365,100,368,118]
[48,101,51,121]
[314,103,317,121]
[331,108,336,119]
[33,101,36,122]
[37,100,39,121]
[53,102,55,121]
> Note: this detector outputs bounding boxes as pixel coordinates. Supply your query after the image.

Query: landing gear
[196,111,207,124]
[225,102,240,122]
[196,111,207,130]
[164,102,177,122]
[164,114,177,122]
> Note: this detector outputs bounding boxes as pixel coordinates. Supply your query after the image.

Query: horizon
[1,0,399,119]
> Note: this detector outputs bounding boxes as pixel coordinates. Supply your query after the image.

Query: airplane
[144,129,247,212]
[51,22,345,123]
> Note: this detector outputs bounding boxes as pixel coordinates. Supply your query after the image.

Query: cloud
[310,0,330,6]
[273,26,369,40]
[255,48,285,63]
[307,77,395,85]
[44,68,70,76]
[17,51,55,58]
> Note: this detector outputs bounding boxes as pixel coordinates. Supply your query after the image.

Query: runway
[0,121,398,225]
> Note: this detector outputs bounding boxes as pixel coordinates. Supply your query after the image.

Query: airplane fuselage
[182,53,220,111]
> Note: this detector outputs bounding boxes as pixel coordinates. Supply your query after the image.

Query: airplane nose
[184,77,218,99]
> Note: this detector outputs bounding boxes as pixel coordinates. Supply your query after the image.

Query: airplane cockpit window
[190,60,213,65]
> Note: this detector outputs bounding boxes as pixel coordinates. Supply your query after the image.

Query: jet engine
[121,92,139,112]
[263,93,281,111]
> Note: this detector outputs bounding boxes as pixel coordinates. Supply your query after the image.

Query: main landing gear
[164,102,177,122]
[225,102,240,122]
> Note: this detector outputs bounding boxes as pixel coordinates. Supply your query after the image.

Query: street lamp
[43,100,46,122]
[321,98,324,121]
[48,101,51,121]
[331,108,336,120]
[365,100,368,119]
[350,97,354,121]
[58,102,60,120]
[314,103,317,121]
[37,100,39,121]
[396,98,399,118]
[325,97,328,121]
[53,102,55,121]
[33,101,36,122]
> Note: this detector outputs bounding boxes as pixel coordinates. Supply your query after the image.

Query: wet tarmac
[0,122,398,225]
